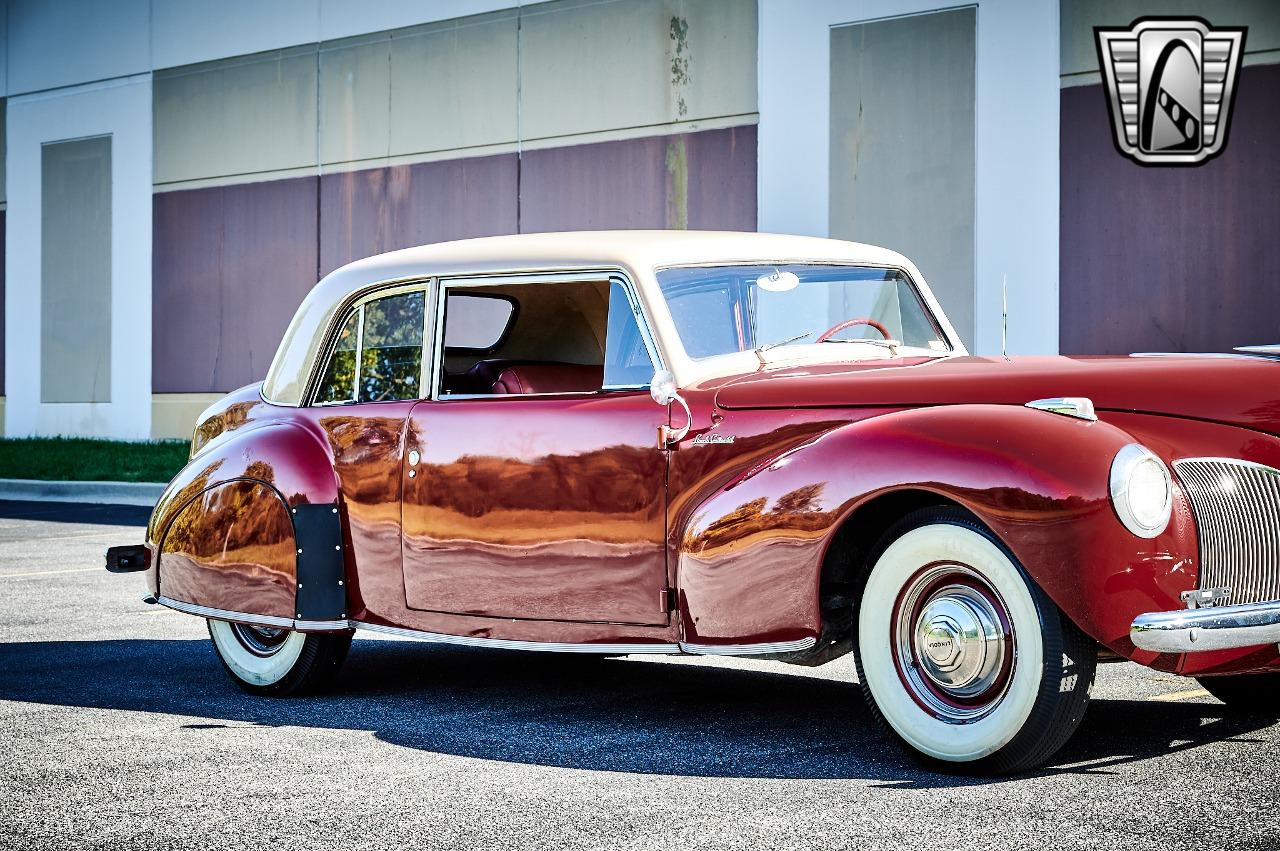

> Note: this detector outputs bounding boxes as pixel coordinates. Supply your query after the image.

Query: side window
[314,309,360,404]
[603,281,657,388]
[313,289,425,405]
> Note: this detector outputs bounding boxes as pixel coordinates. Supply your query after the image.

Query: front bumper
[1131,599,1280,653]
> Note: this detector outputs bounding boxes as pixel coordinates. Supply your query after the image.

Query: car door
[400,274,671,625]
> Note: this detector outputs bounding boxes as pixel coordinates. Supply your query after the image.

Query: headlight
[1109,443,1173,538]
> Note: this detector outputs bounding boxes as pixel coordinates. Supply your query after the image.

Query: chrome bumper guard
[1131,599,1280,653]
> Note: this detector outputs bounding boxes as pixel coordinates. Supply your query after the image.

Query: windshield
[655,264,950,360]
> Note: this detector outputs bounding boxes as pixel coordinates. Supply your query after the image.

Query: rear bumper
[1131,599,1280,653]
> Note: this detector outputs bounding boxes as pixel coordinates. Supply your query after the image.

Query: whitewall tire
[854,507,1096,774]
[208,619,352,696]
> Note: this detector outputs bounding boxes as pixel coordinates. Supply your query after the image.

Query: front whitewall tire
[854,508,1096,774]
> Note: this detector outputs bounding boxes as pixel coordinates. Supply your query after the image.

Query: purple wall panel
[0,210,6,396]
[153,125,757,393]
[319,153,519,277]
[1060,63,1280,354]
[153,176,318,393]
[520,125,757,233]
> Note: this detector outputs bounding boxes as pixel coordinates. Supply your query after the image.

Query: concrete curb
[0,479,164,507]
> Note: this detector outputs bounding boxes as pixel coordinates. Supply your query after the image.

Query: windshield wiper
[753,329,819,364]
[822,337,902,357]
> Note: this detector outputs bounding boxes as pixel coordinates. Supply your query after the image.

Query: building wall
[1059,0,1280,354]
[758,0,1061,357]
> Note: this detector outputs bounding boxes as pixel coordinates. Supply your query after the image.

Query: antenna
[1001,274,1008,359]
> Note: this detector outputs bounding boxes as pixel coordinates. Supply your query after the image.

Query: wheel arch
[146,420,347,628]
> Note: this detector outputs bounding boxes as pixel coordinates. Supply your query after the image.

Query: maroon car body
[117,232,1280,772]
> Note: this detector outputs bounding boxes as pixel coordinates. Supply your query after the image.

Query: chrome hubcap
[894,565,1014,723]
[230,622,290,657]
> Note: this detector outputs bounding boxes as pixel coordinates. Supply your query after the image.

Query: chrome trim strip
[1233,345,1280,359]
[155,600,817,655]
[1025,397,1097,421]
[352,621,681,654]
[1131,599,1280,653]
[679,637,818,656]
[157,596,295,630]
[157,597,351,632]
[295,619,351,631]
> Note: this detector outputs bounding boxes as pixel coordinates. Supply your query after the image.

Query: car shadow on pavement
[0,636,1270,783]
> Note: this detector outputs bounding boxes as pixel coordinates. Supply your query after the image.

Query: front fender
[145,420,347,627]
[676,404,1197,665]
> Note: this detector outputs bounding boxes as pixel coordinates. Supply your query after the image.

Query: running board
[155,595,816,657]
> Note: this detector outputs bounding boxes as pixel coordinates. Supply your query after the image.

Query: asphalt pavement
[0,499,1277,850]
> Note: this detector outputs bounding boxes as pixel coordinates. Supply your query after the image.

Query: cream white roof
[262,230,949,405]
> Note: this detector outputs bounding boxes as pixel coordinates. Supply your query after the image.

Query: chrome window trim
[429,268,665,402]
[305,278,434,408]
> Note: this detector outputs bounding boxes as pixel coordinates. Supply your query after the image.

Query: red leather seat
[491,364,603,395]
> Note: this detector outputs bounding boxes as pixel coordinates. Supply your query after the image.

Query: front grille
[1173,458,1280,605]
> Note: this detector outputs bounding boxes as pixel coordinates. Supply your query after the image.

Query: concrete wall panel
[388,13,519,158]
[320,34,392,166]
[154,47,319,186]
[319,152,518,275]
[7,0,149,95]
[152,0,320,72]
[153,177,319,393]
[1060,62,1280,354]
[828,10,976,347]
[520,0,756,141]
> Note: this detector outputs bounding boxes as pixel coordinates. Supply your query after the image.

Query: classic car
[108,230,1280,774]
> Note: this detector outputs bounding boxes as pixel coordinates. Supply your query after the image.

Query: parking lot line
[0,567,101,579]
[1153,687,1211,702]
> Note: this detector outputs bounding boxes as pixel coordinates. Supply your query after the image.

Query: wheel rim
[892,563,1015,724]
[230,623,291,657]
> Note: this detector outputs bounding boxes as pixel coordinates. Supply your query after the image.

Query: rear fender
[146,422,348,629]
[677,404,1198,665]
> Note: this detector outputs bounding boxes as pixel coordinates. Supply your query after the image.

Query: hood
[713,355,1280,435]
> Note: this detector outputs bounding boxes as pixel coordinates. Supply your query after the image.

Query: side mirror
[650,370,691,446]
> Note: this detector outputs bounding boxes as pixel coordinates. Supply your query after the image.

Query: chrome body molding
[156,598,820,656]
[1131,599,1280,653]
[352,621,681,653]
[1024,397,1097,422]
[1233,345,1280,359]
[158,596,297,630]
[677,637,818,656]
[1173,457,1280,605]
[156,596,350,632]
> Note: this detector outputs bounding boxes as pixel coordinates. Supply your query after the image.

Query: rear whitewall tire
[209,620,307,687]
[855,508,1096,774]
[207,619,352,696]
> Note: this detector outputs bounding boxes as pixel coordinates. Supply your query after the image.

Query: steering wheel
[815,317,892,343]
